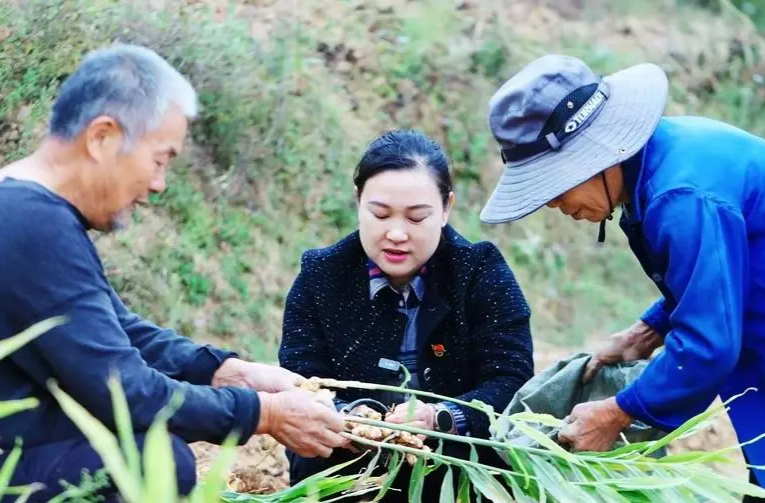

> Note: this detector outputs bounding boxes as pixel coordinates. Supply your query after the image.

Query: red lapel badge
[431,343,446,357]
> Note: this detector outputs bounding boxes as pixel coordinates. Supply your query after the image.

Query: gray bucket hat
[480,54,668,224]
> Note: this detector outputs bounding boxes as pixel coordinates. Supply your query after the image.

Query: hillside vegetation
[1,0,763,362]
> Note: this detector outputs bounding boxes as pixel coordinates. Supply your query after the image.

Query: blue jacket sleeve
[112,291,238,385]
[640,298,672,336]
[616,189,747,431]
[7,217,259,445]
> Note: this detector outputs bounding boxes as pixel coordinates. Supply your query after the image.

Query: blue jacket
[614,116,765,484]
[0,179,260,450]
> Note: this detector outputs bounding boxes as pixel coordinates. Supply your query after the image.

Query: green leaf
[464,465,514,502]
[439,466,455,503]
[575,475,689,490]
[408,457,426,503]
[469,444,478,463]
[585,484,631,503]
[47,380,140,503]
[528,456,595,503]
[9,483,44,503]
[108,374,141,481]
[358,448,383,486]
[508,412,566,428]
[405,393,418,422]
[191,455,231,503]
[590,441,653,459]
[505,446,533,490]
[508,420,579,462]
[0,440,22,496]
[502,473,541,503]
[457,466,471,503]
[0,317,66,361]
[641,388,755,458]
[693,471,765,498]
[684,478,742,503]
[247,456,367,501]
[657,450,733,465]
[141,402,179,503]
[0,398,38,420]
[425,440,445,475]
[373,451,404,502]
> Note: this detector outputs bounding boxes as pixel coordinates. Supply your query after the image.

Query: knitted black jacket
[278,225,534,437]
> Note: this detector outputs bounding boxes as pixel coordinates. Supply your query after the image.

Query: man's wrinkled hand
[256,390,349,458]
[582,321,663,384]
[557,397,632,452]
[212,359,304,393]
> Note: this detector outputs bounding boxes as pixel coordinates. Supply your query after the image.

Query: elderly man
[0,44,346,501]
[480,54,765,495]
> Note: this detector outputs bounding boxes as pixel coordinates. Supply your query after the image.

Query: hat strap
[501,81,610,164]
[596,171,615,246]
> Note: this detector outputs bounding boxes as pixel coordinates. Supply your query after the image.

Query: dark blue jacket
[278,225,534,437]
[0,179,260,450]
[614,116,765,484]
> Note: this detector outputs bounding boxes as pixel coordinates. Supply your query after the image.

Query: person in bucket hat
[482,54,765,497]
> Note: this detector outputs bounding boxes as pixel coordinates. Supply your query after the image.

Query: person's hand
[212,358,304,393]
[385,400,436,431]
[256,390,349,458]
[557,397,633,452]
[582,321,663,384]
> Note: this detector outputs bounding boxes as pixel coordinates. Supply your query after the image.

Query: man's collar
[620,147,645,223]
[368,259,427,301]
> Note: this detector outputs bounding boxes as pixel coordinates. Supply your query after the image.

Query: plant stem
[314,378,501,417]
[341,432,537,481]
[343,416,701,471]
[346,416,516,453]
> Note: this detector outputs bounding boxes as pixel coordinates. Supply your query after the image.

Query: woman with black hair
[278,130,534,500]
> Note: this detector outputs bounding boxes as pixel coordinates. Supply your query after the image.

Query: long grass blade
[359,447,383,486]
[505,446,532,490]
[657,450,733,465]
[372,451,403,502]
[0,399,38,420]
[684,478,741,503]
[47,380,140,502]
[408,457,426,503]
[574,475,689,490]
[107,374,141,481]
[692,471,765,498]
[508,420,579,463]
[0,440,23,496]
[440,466,455,503]
[509,412,566,429]
[0,317,66,361]
[10,483,45,503]
[641,388,756,458]
[188,434,238,503]
[464,465,514,502]
[142,404,178,502]
[456,466,471,503]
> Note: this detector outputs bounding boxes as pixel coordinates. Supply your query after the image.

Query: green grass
[0,0,764,360]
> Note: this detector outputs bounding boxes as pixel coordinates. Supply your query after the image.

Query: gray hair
[49,43,198,150]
